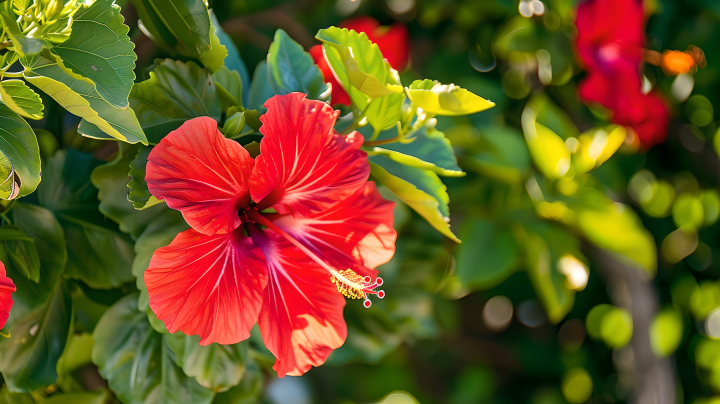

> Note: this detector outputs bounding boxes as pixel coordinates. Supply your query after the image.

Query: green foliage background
[0,0,719,403]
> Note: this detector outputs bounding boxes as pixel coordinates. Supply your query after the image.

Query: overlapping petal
[146,228,267,345]
[250,228,346,377]
[273,182,396,275]
[146,117,255,235]
[310,45,351,106]
[250,93,369,214]
[0,261,15,330]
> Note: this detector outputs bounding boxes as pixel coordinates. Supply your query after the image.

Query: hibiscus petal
[273,182,396,274]
[251,93,369,214]
[309,45,351,107]
[146,228,267,345]
[146,117,254,235]
[250,228,346,377]
[0,261,16,330]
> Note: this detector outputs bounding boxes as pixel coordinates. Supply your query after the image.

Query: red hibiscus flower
[310,17,410,107]
[0,261,16,330]
[144,93,396,377]
[575,0,669,148]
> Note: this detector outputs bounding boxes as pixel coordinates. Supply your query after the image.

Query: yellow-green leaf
[406,79,495,116]
[522,104,571,179]
[0,80,43,120]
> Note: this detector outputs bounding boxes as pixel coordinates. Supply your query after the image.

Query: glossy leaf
[166,332,247,392]
[132,208,188,311]
[316,27,403,108]
[92,294,215,404]
[6,203,67,326]
[144,0,212,59]
[369,155,459,242]
[573,126,627,174]
[365,64,404,133]
[23,55,147,144]
[210,10,250,106]
[406,79,495,116]
[247,61,276,112]
[0,281,72,392]
[128,145,163,210]
[38,150,135,289]
[213,66,243,110]
[368,127,464,177]
[129,59,221,144]
[267,29,328,100]
[52,0,136,109]
[456,218,520,289]
[198,17,228,74]
[0,102,42,199]
[91,143,167,239]
[0,5,47,56]
[0,80,43,120]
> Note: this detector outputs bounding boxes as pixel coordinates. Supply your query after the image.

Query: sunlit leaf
[247,61,276,112]
[209,10,250,106]
[463,127,530,183]
[0,4,48,56]
[368,126,464,177]
[406,79,495,116]
[0,102,41,199]
[23,55,147,144]
[52,0,137,109]
[0,80,43,120]
[650,307,683,357]
[369,155,459,242]
[522,104,571,179]
[213,66,243,110]
[317,27,403,108]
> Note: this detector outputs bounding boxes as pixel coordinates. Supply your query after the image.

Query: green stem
[1,71,24,78]
[364,136,400,147]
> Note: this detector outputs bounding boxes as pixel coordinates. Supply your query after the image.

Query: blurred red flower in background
[575,0,669,148]
[0,262,15,330]
[310,16,410,106]
[144,93,396,377]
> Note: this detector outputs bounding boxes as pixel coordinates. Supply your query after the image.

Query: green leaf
[56,332,94,379]
[132,209,188,311]
[209,10,249,106]
[128,145,163,210]
[145,0,212,59]
[368,127,464,177]
[0,387,34,404]
[38,150,135,289]
[0,225,40,283]
[267,29,328,100]
[220,111,248,139]
[456,218,520,289]
[23,55,147,144]
[316,27,403,108]
[212,370,262,404]
[213,66,243,110]
[247,60,276,112]
[525,223,578,324]
[131,0,177,51]
[0,281,73,392]
[91,143,167,239]
[463,127,530,183]
[0,80,44,120]
[198,17,228,74]
[406,79,495,116]
[0,5,48,56]
[41,391,110,404]
[369,155,459,242]
[365,74,405,133]
[129,59,221,144]
[52,0,137,109]
[6,203,66,327]
[166,332,248,393]
[92,295,215,404]
[522,105,571,179]
[526,92,580,140]
[0,102,41,199]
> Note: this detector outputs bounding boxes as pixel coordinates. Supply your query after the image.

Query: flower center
[245,208,385,308]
